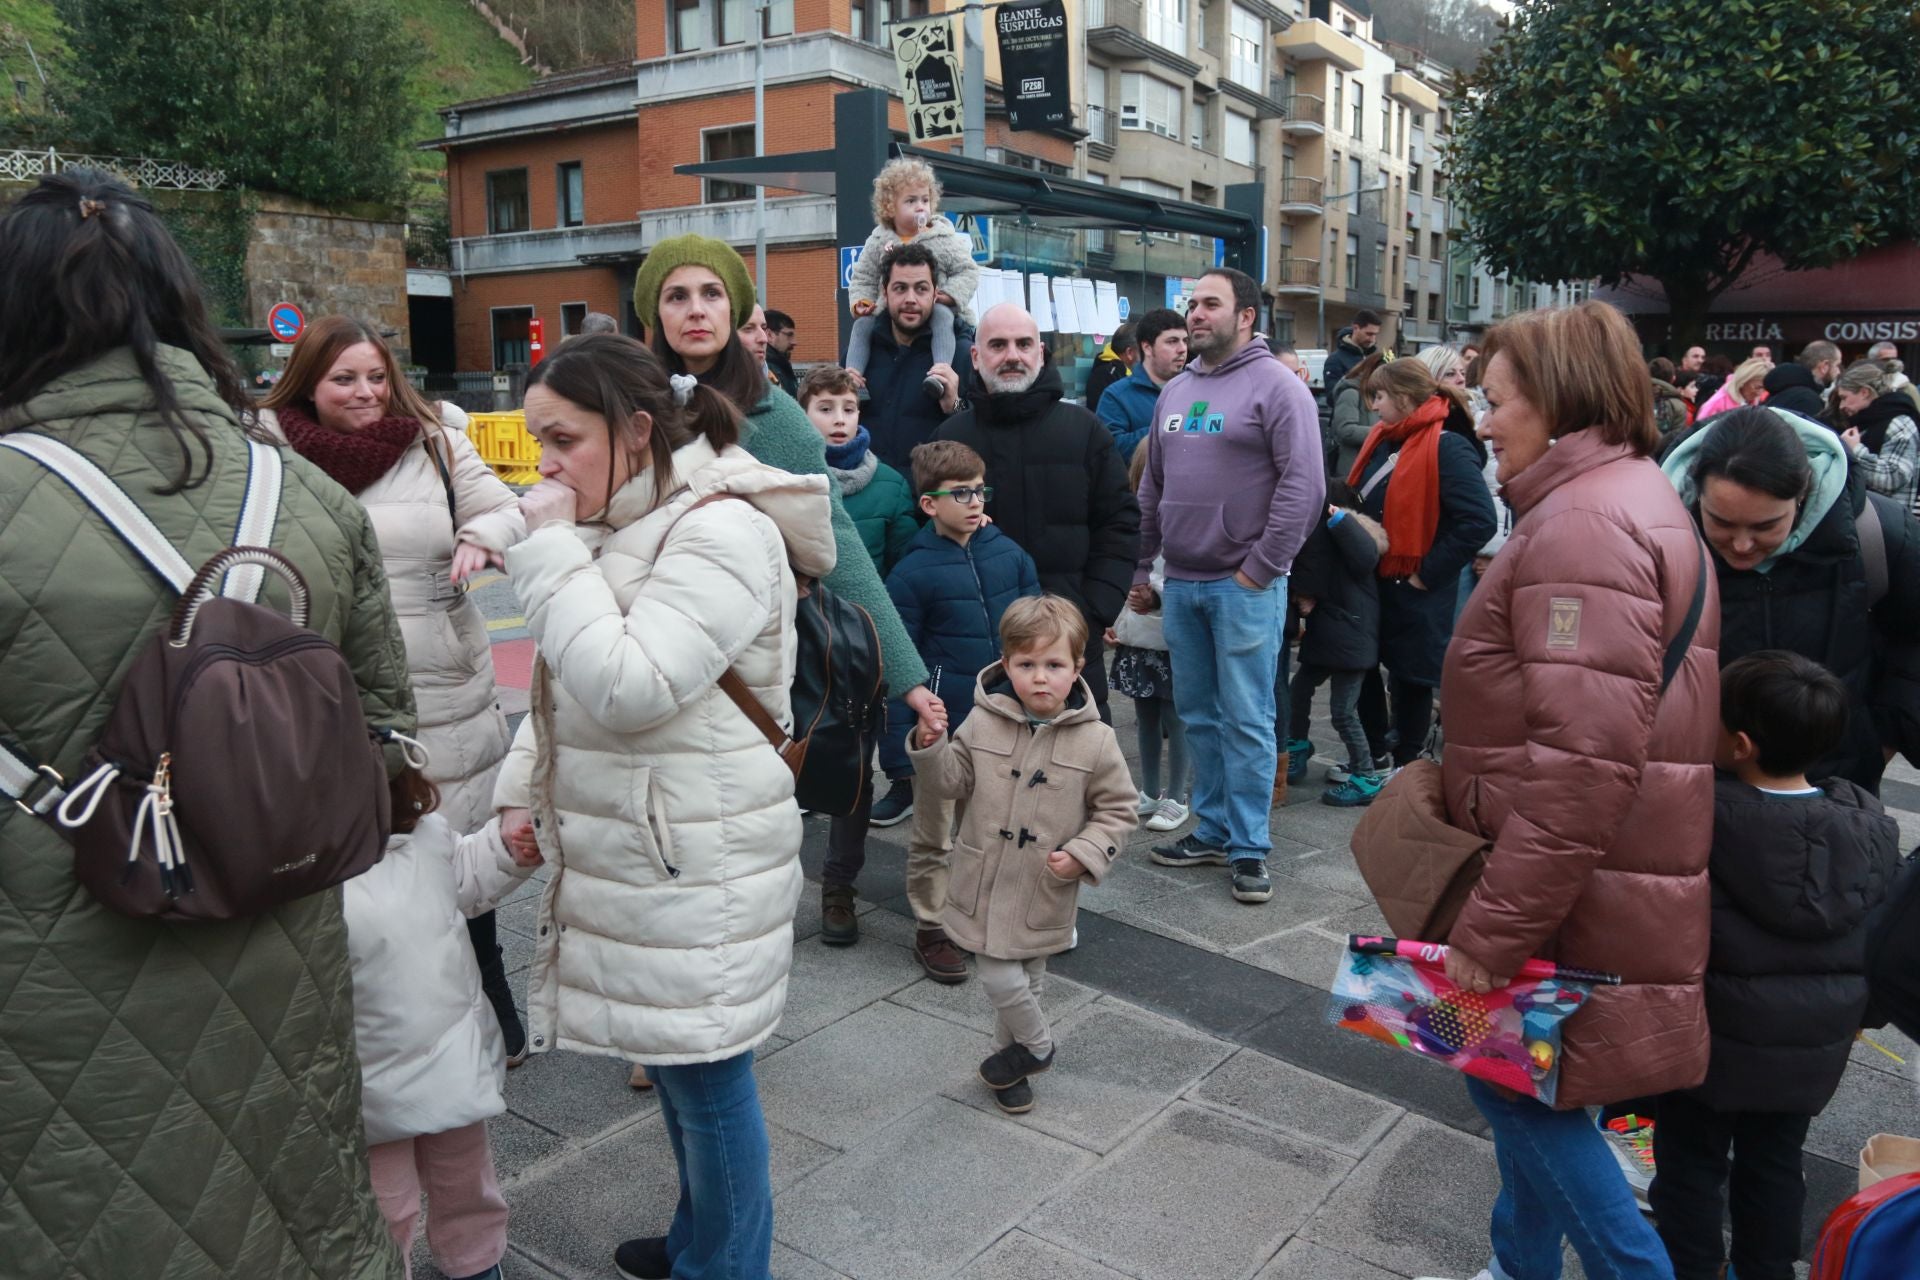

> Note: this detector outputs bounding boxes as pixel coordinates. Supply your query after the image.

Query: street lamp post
[1316,182,1387,348]
[753,0,770,302]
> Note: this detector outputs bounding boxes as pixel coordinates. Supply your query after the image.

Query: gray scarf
[828,450,879,498]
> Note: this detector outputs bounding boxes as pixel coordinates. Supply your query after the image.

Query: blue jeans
[1466,1078,1675,1280]
[645,1051,774,1280]
[1162,575,1284,860]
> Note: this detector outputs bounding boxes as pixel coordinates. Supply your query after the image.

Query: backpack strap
[0,432,195,591]
[1859,493,1890,609]
[222,439,283,602]
[664,490,807,775]
[1661,539,1709,694]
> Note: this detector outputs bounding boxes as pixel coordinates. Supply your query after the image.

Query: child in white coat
[346,767,542,1280]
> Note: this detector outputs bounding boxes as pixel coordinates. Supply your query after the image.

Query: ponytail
[682,380,741,453]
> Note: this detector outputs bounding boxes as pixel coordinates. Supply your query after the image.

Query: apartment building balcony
[1087,105,1117,160]
[1387,71,1440,113]
[1274,256,1322,295]
[1087,0,1201,77]
[1274,19,1363,72]
[1276,92,1326,135]
[1278,176,1323,214]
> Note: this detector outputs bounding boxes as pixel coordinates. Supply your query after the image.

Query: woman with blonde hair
[1694,356,1771,420]
[256,316,531,1061]
[1344,358,1495,783]
[1832,358,1920,515]
[1441,299,1718,1278]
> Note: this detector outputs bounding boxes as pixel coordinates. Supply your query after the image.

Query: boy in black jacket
[1281,480,1389,807]
[1650,650,1900,1280]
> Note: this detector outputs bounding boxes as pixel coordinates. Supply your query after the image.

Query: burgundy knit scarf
[277,402,423,494]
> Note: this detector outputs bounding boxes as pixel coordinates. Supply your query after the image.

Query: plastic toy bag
[1326,935,1615,1105]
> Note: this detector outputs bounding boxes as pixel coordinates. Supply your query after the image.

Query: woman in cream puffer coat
[492,335,834,1279]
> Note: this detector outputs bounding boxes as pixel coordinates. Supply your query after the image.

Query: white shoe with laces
[1135,790,1162,817]
[1144,797,1190,833]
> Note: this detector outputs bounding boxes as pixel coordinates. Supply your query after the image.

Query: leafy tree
[1447,0,1920,343]
[54,0,422,206]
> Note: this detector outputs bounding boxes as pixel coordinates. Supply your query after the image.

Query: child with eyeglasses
[874,440,1040,980]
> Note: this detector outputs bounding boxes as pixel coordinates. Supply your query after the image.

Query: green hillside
[0,0,533,167]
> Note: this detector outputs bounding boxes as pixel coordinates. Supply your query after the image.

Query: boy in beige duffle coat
[908,595,1138,1114]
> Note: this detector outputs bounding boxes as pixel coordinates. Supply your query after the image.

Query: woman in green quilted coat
[0,172,413,1278]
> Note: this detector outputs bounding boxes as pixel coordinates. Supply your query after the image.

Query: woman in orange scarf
[1344,359,1497,780]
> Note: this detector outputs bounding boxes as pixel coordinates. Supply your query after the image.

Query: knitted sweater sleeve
[743,394,931,692]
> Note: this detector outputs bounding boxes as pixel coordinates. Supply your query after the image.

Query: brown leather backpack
[0,434,392,922]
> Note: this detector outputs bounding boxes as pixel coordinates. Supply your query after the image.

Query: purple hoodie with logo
[1134,338,1326,587]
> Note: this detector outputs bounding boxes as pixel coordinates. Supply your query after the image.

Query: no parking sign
[267,302,305,343]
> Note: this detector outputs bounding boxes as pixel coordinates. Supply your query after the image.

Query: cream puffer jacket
[343,813,532,1145]
[257,404,526,831]
[494,435,836,1066]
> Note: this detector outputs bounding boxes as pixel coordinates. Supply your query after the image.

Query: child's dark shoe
[979,1043,1054,1090]
[820,883,859,947]
[990,1078,1034,1114]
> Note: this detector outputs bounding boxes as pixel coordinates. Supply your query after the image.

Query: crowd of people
[0,161,1912,1280]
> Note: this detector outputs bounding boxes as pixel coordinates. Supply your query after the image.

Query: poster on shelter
[995,0,1070,132]
[893,17,963,142]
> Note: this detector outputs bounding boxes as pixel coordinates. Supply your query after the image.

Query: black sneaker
[979,1043,1055,1090]
[869,778,914,827]
[820,883,859,947]
[1230,859,1273,904]
[991,1078,1035,1114]
[1150,832,1228,868]
[613,1235,671,1280]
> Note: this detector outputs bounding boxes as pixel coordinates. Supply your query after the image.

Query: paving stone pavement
[431,643,1899,1279]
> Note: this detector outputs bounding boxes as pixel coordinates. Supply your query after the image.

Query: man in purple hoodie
[1130,267,1325,904]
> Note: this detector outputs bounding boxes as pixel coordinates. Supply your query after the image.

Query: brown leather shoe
[821,884,859,947]
[628,1063,654,1091]
[1272,752,1290,807]
[915,928,970,983]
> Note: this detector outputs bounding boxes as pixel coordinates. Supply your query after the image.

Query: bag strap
[423,428,457,534]
[664,491,806,768]
[1859,493,1890,609]
[1661,539,1709,694]
[0,432,283,814]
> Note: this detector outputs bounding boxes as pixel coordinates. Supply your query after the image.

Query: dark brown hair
[0,168,247,493]
[1481,301,1659,456]
[797,364,861,408]
[526,334,741,511]
[911,439,986,497]
[260,314,441,429]
[388,766,441,836]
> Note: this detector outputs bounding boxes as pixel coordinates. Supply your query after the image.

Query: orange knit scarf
[1345,394,1451,579]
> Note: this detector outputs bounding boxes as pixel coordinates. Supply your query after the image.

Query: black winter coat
[1762,361,1826,422]
[1083,354,1129,415]
[1354,428,1497,686]
[1691,775,1899,1113]
[860,321,974,475]
[936,361,1140,705]
[1706,484,1920,790]
[1321,329,1374,392]
[1291,509,1386,670]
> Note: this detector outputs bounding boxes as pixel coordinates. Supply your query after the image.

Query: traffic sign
[839,246,863,290]
[268,343,295,360]
[1117,295,1131,321]
[267,301,305,343]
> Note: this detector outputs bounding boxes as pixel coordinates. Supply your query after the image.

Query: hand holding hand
[1444,945,1509,995]
[450,541,503,584]
[1127,584,1158,614]
[499,808,541,866]
[1045,849,1079,880]
[852,300,875,317]
[519,479,577,532]
[917,719,948,748]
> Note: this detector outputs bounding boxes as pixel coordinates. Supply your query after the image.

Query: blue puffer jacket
[880,522,1040,776]
[1096,362,1166,463]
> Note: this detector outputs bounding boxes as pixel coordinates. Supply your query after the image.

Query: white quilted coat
[494,436,836,1066]
[258,404,526,831]
[343,813,533,1145]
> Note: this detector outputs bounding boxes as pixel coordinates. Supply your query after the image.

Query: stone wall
[245,193,411,358]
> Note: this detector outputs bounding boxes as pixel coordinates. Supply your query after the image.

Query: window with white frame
[1121,176,1183,240]
[1146,0,1186,53]
[1121,72,1182,138]
[1225,110,1256,166]
[1351,83,1363,140]
[1227,5,1263,88]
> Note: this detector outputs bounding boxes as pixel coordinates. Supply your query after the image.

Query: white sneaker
[1135,790,1162,817]
[1144,797,1190,832]
[1597,1113,1655,1211]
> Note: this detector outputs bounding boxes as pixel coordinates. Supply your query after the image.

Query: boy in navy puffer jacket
[1650,650,1899,1280]
[880,441,1039,977]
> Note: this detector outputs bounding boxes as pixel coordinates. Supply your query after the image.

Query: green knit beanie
[632,234,757,333]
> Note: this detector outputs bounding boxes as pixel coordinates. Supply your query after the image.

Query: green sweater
[741,389,930,692]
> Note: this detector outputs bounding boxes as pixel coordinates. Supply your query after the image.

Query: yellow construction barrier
[466,410,543,486]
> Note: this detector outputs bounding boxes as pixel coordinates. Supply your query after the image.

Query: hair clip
[78,198,106,221]
[669,373,697,406]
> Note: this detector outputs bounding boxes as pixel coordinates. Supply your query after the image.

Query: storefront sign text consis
[1703,318,1920,343]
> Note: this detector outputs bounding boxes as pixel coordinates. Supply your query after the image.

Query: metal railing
[1086,105,1117,147]
[1278,176,1324,205]
[1275,257,1322,287]
[0,146,228,191]
[1276,93,1326,127]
